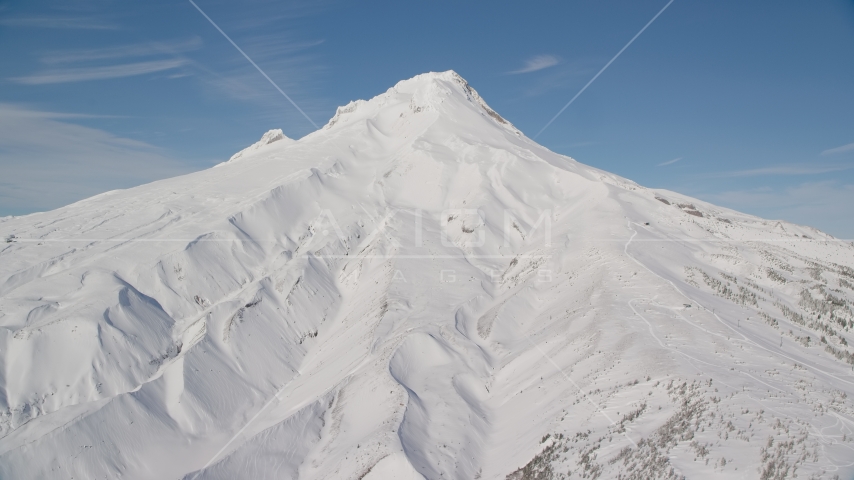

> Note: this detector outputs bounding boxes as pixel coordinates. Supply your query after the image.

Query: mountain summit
[321,71,517,133]
[1,72,853,479]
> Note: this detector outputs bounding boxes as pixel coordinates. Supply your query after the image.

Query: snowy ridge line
[186,370,309,479]
[189,326,378,477]
[2,71,854,478]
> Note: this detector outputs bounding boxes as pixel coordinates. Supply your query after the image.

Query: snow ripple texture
[1,71,853,479]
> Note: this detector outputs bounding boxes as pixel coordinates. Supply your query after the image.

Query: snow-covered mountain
[1,71,853,479]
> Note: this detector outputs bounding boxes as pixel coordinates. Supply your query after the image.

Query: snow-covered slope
[1,71,854,479]
[227,128,294,162]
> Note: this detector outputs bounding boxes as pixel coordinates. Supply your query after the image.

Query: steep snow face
[1,71,854,479]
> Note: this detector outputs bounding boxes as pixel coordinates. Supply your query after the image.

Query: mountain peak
[3,69,853,480]
[322,70,518,135]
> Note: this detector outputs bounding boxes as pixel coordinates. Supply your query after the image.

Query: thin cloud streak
[40,38,203,65]
[507,55,560,75]
[0,16,118,30]
[702,181,854,239]
[3,109,127,120]
[822,142,854,156]
[188,0,320,129]
[715,164,852,178]
[0,104,194,215]
[657,157,682,166]
[11,59,188,85]
[519,61,597,97]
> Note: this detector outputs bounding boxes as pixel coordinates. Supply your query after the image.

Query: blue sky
[2,0,853,237]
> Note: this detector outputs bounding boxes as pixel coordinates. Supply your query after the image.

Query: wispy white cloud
[0,16,118,30]
[40,38,202,64]
[517,60,597,97]
[0,104,194,215]
[507,54,560,75]
[701,181,854,239]
[822,142,854,156]
[191,29,328,134]
[187,0,321,129]
[11,59,188,85]
[5,109,127,120]
[13,38,200,85]
[716,163,852,177]
[657,157,682,166]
